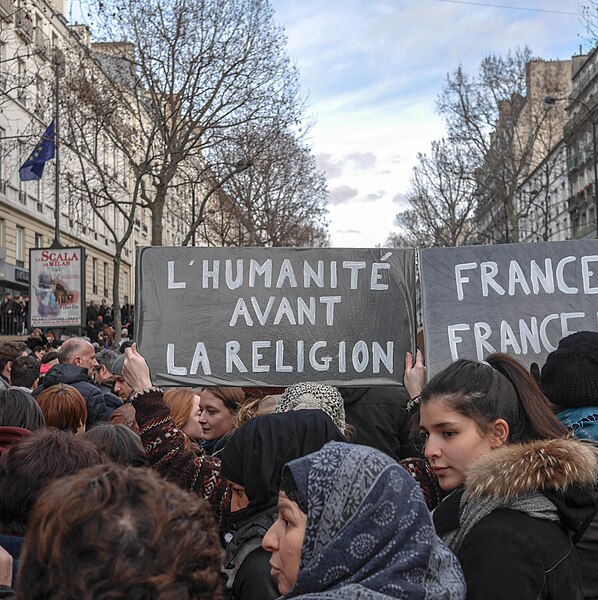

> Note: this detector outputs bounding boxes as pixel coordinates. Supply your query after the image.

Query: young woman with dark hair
[406,351,598,600]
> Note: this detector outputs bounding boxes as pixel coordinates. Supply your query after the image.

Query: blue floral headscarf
[280,442,465,600]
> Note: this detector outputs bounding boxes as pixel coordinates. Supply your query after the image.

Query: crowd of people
[0,326,595,599]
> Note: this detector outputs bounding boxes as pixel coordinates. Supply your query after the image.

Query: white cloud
[328,184,359,205]
[275,0,584,245]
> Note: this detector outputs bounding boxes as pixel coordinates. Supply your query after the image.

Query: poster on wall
[29,247,86,328]
[420,239,598,376]
[136,246,417,387]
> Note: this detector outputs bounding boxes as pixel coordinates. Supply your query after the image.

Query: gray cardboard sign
[136,246,416,387]
[420,240,598,376]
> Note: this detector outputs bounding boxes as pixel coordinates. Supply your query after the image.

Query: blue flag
[19,120,56,181]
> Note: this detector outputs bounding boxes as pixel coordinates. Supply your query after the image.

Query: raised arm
[123,345,227,515]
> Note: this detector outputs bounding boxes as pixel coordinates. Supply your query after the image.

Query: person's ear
[490,419,509,448]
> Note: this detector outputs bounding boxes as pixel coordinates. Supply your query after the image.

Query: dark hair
[41,351,59,364]
[0,429,105,534]
[0,341,27,372]
[37,384,87,434]
[0,388,45,431]
[18,464,223,599]
[10,355,41,388]
[421,353,567,443]
[84,424,147,467]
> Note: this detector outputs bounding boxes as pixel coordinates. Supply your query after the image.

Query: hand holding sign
[404,349,426,400]
[124,344,153,392]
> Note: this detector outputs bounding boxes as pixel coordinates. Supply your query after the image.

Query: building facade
[0,0,191,333]
[472,59,572,244]
[563,48,598,239]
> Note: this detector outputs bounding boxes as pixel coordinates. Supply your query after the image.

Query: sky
[269,0,589,247]
[68,0,589,248]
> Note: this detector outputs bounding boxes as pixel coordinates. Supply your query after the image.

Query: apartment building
[0,0,189,321]
[563,48,598,239]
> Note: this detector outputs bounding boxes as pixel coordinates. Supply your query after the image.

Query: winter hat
[95,349,120,370]
[110,354,126,377]
[540,331,598,408]
[275,382,347,434]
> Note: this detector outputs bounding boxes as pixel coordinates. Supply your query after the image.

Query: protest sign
[29,247,85,328]
[136,247,416,387]
[420,240,598,376]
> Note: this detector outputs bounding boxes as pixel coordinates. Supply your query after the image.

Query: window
[15,226,24,267]
[34,233,42,248]
[92,258,97,294]
[18,141,26,195]
[0,127,4,187]
[0,42,6,90]
[103,261,108,297]
[0,219,4,246]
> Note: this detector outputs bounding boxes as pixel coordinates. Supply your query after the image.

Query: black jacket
[33,364,108,429]
[338,386,419,461]
[434,438,598,600]
[224,509,278,600]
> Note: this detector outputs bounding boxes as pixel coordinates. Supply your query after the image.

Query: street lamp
[545,95,598,239]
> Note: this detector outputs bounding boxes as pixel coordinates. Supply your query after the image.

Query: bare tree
[60,38,147,339]
[580,3,598,44]
[438,48,568,243]
[395,139,477,248]
[84,0,304,246]
[194,127,328,247]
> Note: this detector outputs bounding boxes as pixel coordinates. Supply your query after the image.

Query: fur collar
[465,437,598,500]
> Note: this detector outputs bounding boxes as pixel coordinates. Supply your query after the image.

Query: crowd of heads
[0,327,595,599]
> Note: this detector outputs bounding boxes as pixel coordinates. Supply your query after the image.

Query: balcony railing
[15,11,33,41]
[0,0,13,20]
[34,28,50,59]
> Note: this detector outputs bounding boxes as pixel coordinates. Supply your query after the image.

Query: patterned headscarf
[276,383,347,435]
[280,442,466,600]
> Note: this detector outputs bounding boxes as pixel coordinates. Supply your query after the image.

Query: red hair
[37,384,87,434]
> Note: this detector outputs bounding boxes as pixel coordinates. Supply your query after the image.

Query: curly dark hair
[18,464,224,600]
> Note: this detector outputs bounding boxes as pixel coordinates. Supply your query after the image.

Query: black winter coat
[33,364,108,428]
[434,438,598,600]
[338,386,419,461]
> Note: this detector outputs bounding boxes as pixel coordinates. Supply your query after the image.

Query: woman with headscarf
[274,382,353,439]
[220,410,345,600]
[262,442,466,600]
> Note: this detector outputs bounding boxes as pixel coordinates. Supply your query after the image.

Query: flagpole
[51,50,62,249]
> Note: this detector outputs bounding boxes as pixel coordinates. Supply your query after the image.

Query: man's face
[113,376,133,401]
[94,365,114,386]
[74,343,99,377]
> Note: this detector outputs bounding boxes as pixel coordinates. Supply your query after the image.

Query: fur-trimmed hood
[465,437,598,500]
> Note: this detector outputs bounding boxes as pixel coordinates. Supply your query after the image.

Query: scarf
[221,410,345,527]
[442,489,559,553]
[200,435,229,457]
[282,442,466,600]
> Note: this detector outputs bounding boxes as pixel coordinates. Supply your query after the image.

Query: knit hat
[95,349,120,370]
[110,354,126,377]
[275,382,346,434]
[540,331,598,408]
